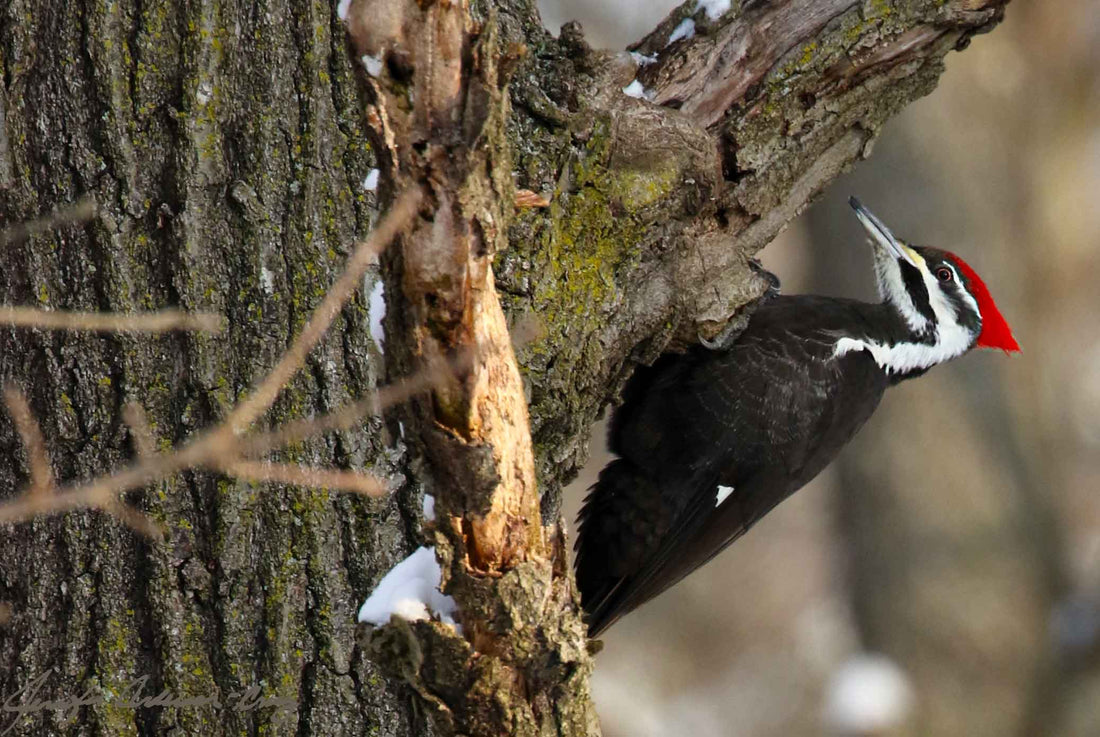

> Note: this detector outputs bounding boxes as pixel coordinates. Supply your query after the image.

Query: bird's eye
[935,267,954,283]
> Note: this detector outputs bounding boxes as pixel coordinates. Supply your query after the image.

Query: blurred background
[539,1,1100,735]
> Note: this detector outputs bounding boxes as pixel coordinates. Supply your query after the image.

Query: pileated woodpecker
[575,197,1019,637]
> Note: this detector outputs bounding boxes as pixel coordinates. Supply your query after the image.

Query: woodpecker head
[847,197,1019,372]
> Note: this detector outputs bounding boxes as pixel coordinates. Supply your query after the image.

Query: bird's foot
[699,318,745,350]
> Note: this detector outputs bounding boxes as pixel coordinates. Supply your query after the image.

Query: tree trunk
[0,0,1010,735]
[0,2,415,734]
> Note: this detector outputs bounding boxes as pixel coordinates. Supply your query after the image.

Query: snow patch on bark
[361,55,383,77]
[696,0,731,21]
[622,80,647,98]
[368,278,385,352]
[363,168,380,191]
[422,494,436,521]
[260,266,275,295]
[667,19,695,46]
[358,546,460,630]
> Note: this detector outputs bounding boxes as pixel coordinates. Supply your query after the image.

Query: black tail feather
[574,458,669,636]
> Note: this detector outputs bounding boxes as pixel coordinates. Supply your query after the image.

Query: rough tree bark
[0,0,1008,735]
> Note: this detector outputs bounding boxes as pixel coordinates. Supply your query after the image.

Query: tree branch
[494,0,1009,508]
[0,194,422,526]
[0,307,223,333]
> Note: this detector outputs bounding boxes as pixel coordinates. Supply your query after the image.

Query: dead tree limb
[346,1,596,733]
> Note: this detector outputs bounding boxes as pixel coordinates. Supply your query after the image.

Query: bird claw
[700,262,779,350]
[699,319,744,350]
[750,259,781,300]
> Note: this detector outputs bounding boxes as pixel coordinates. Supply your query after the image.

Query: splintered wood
[347,0,544,571]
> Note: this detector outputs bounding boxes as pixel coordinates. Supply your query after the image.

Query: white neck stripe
[833,331,972,375]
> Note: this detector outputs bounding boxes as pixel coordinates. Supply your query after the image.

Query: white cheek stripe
[923,264,955,327]
[921,261,978,362]
[859,253,979,374]
[875,255,930,333]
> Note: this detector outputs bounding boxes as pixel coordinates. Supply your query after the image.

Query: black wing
[576,296,890,635]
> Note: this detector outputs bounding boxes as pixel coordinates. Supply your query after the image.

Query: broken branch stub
[346,2,599,735]
[346,0,542,572]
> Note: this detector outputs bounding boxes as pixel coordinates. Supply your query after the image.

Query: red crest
[946,253,1020,353]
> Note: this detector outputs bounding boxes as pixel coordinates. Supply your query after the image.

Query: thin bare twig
[0,340,453,522]
[0,445,205,524]
[234,346,475,459]
[3,386,54,498]
[0,307,223,333]
[0,196,97,246]
[3,386,162,537]
[0,344,464,525]
[122,403,156,458]
[226,187,423,434]
[103,500,165,541]
[220,461,385,496]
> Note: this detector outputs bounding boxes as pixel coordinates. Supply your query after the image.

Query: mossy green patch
[498,115,686,452]
[93,613,140,735]
[511,118,662,357]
